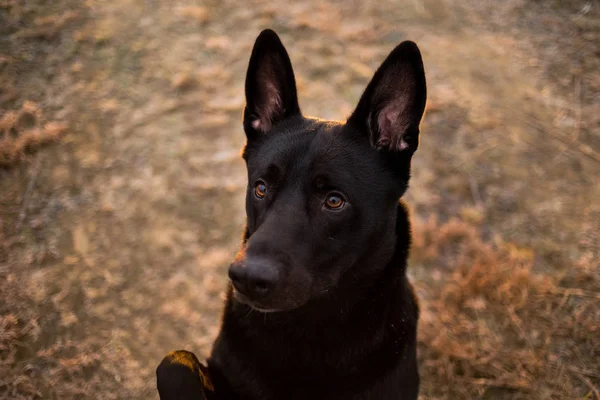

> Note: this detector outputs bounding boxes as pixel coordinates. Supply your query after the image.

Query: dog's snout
[228,258,279,300]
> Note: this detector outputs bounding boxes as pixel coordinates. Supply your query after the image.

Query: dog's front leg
[156,350,215,400]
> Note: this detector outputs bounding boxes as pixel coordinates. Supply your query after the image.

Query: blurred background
[1,0,598,399]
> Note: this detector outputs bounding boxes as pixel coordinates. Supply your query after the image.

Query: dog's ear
[243,29,300,137]
[348,41,426,154]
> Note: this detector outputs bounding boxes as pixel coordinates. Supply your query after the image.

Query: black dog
[157,29,426,400]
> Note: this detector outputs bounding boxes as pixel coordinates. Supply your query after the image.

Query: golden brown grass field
[1,0,599,399]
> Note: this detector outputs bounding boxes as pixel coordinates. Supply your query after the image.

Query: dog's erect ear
[348,41,426,154]
[243,29,300,137]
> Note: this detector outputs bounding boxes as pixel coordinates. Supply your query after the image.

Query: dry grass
[11,10,79,40]
[0,0,598,399]
[0,102,66,167]
[0,277,129,400]
[176,6,210,23]
[413,216,600,399]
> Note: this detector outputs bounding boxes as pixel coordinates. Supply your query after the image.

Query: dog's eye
[254,181,267,199]
[325,193,345,210]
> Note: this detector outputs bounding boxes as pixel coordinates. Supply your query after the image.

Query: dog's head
[229,29,426,312]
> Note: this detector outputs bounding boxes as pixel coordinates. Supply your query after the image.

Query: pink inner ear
[255,64,283,133]
[376,98,411,152]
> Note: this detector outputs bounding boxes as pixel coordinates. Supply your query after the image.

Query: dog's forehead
[256,119,358,170]
[251,118,382,185]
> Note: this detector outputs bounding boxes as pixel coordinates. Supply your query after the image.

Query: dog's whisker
[243,307,254,319]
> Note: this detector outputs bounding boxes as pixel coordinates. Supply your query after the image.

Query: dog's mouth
[231,288,284,313]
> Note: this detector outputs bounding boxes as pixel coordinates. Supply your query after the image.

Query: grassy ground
[0,0,598,399]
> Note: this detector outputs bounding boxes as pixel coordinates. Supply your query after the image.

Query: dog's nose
[228,258,279,299]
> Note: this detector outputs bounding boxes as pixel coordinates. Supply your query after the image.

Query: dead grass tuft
[0,273,130,400]
[9,10,79,40]
[0,102,66,167]
[176,6,210,23]
[413,217,600,398]
[171,72,198,91]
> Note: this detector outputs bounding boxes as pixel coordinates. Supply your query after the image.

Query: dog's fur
[157,29,427,400]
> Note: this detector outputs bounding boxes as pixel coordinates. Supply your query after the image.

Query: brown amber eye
[254,181,267,199]
[325,193,345,210]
